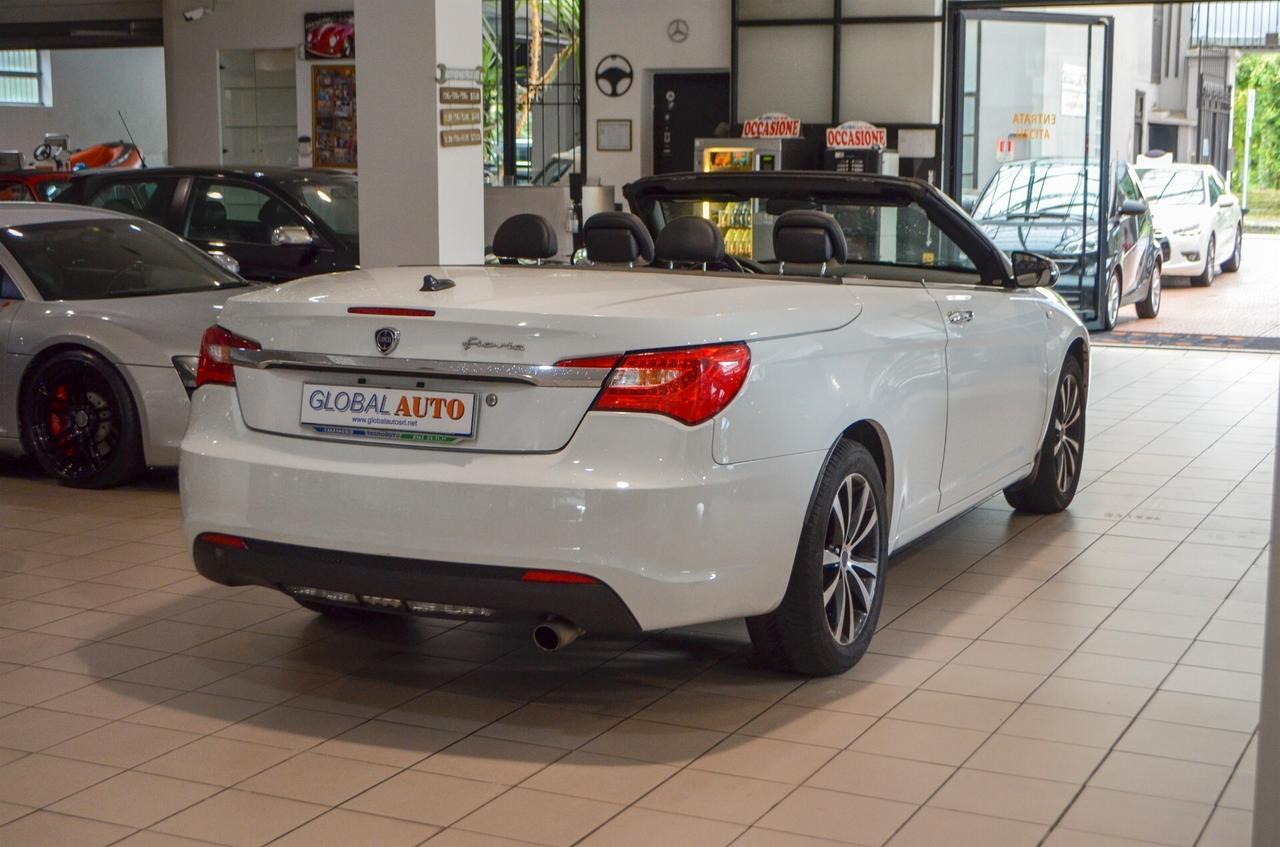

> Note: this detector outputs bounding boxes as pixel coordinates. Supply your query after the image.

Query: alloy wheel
[27,362,120,482]
[1052,372,1084,494]
[1151,264,1162,312]
[822,473,879,646]
[1107,274,1120,328]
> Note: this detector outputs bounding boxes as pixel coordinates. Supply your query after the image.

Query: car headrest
[773,210,848,270]
[197,200,227,227]
[583,211,655,265]
[654,215,724,267]
[492,213,558,262]
[258,198,295,227]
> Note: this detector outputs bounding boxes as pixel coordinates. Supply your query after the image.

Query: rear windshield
[655,196,977,274]
[0,182,34,202]
[0,218,249,300]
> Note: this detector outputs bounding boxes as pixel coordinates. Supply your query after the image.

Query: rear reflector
[405,600,496,617]
[288,586,358,604]
[196,326,261,388]
[197,532,248,550]
[586,342,750,426]
[521,569,600,585]
[347,307,437,317]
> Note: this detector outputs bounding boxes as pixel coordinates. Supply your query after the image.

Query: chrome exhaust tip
[532,618,585,651]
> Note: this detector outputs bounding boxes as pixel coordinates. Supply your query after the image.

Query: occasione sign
[826,120,887,150]
[741,112,802,138]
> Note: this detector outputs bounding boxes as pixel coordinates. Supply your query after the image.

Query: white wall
[0,48,168,165]
[584,0,731,194]
[161,0,353,165]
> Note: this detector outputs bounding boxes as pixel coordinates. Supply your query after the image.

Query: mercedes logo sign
[594,54,633,98]
[667,19,689,43]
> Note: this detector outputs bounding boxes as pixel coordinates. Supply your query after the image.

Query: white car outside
[180,173,1089,675]
[1137,163,1243,285]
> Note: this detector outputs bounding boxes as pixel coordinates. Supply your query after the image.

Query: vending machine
[693,137,810,174]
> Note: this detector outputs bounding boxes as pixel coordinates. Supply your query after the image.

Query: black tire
[20,349,144,488]
[1135,259,1161,319]
[1005,356,1086,514]
[746,440,888,676]
[1221,226,1242,272]
[1100,270,1121,331]
[1191,236,1215,287]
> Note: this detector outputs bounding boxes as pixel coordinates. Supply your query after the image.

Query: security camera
[182,6,210,21]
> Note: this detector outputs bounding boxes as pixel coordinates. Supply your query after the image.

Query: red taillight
[195,325,261,388]
[521,569,599,585]
[347,307,437,317]
[197,532,248,550]
[555,354,622,370]
[583,343,750,426]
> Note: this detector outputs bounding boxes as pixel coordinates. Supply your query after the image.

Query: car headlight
[1172,224,1202,237]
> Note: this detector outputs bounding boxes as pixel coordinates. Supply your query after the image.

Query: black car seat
[258,198,301,244]
[772,209,848,277]
[190,199,228,241]
[654,215,724,270]
[492,213,558,264]
[583,211,655,266]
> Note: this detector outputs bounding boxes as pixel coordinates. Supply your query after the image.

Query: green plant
[1232,54,1280,194]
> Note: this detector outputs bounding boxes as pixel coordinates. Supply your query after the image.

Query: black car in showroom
[55,166,358,283]
[970,158,1160,330]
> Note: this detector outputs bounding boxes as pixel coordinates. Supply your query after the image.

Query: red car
[0,141,143,202]
[307,21,354,58]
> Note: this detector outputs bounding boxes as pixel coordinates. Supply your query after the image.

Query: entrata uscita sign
[741,112,801,138]
[826,120,887,150]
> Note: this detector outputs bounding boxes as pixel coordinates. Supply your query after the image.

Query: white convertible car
[181,172,1089,675]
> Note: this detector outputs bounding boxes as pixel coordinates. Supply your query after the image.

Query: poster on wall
[305,11,354,59]
[313,64,357,168]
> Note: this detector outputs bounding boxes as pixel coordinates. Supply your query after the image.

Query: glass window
[0,182,35,202]
[1117,166,1142,203]
[1207,174,1223,204]
[185,181,307,244]
[88,180,177,225]
[0,49,42,105]
[1137,169,1207,207]
[972,161,1101,221]
[0,267,21,299]
[0,218,249,301]
[655,195,977,275]
[277,175,358,240]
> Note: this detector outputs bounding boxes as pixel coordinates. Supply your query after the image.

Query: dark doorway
[653,72,731,175]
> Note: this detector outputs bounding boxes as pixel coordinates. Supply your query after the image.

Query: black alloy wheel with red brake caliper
[20,349,144,488]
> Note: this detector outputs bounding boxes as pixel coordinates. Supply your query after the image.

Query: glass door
[219,48,298,167]
[949,11,1112,327]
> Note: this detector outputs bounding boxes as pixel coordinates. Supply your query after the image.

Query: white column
[355,0,482,266]
[1255,377,1280,847]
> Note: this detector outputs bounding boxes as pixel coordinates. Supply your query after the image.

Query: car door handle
[947,310,974,325]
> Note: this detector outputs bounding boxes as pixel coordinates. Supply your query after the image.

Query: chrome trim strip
[229,349,611,388]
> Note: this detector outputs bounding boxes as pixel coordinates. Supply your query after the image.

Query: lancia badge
[374,327,400,355]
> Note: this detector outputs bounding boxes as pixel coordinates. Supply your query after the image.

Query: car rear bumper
[180,387,823,631]
[193,535,641,632]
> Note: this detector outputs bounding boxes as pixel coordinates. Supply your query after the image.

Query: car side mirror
[272,225,315,247]
[1009,250,1059,289]
[1218,194,1235,208]
[208,251,240,275]
[1120,198,1148,217]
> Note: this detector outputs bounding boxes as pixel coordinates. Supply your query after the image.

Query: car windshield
[0,218,250,300]
[972,160,1100,221]
[1136,169,1206,207]
[0,182,35,202]
[280,175,358,240]
[654,194,977,274]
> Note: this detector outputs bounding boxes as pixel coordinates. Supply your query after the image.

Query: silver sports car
[0,204,252,487]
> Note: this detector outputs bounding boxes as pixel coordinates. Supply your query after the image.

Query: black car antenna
[117,110,147,167]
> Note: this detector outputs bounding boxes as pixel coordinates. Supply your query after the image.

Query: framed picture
[313,64,357,168]
[596,119,632,152]
[305,11,355,60]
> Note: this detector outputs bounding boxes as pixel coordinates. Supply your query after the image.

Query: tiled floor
[0,345,1274,847]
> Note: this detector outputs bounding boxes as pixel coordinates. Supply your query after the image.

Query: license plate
[300,383,476,444]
